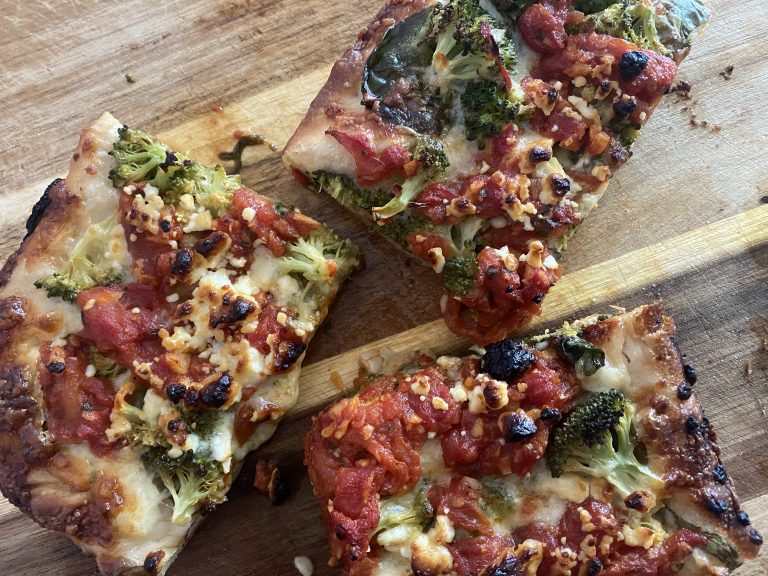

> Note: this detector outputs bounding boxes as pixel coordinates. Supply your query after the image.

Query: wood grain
[1,0,767,574]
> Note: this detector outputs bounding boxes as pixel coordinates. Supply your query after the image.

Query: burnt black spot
[532,294,544,304]
[620,50,649,80]
[210,297,257,328]
[143,550,165,573]
[165,383,186,403]
[599,79,611,93]
[167,419,182,433]
[677,381,693,400]
[25,179,60,239]
[529,146,552,163]
[685,415,700,433]
[612,97,637,117]
[269,466,289,506]
[158,219,172,233]
[748,528,763,545]
[712,463,727,484]
[502,412,537,443]
[548,86,558,102]
[485,552,518,576]
[194,231,227,256]
[551,176,570,197]
[231,299,254,321]
[624,492,646,511]
[683,363,697,384]
[274,341,307,372]
[194,462,208,477]
[737,510,751,526]
[482,340,536,381]
[486,266,499,279]
[159,151,178,170]
[201,373,232,407]
[540,407,561,421]
[170,249,193,275]
[46,361,66,374]
[705,497,728,516]
[185,387,200,406]
[335,524,350,541]
[585,558,603,576]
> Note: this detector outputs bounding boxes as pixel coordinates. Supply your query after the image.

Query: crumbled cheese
[241,207,256,222]
[427,247,446,273]
[84,364,96,378]
[165,293,180,303]
[82,298,96,311]
[431,397,449,411]
[543,255,559,270]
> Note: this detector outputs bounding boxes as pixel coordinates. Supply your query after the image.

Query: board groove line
[292,204,768,418]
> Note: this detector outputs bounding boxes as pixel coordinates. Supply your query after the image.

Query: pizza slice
[305,303,763,575]
[283,0,709,343]
[0,112,360,575]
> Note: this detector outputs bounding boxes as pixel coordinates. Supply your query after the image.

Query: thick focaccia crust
[305,303,761,576]
[0,113,358,575]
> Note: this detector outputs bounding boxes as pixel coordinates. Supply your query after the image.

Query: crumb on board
[669,80,692,100]
[125,74,136,84]
[294,556,314,576]
[254,459,289,505]
[329,370,344,390]
[719,65,734,80]
[746,361,752,376]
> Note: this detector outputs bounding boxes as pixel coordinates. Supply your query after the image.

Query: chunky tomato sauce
[305,350,579,572]
[38,343,116,455]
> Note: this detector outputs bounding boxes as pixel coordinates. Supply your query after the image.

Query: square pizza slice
[0,112,359,575]
[305,302,763,575]
[284,0,709,343]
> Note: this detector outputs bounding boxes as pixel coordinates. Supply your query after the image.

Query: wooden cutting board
[1,0,766,574]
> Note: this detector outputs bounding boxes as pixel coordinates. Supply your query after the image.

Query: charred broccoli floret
[585,2,670,56]
[443,255,478,296]
[108,126,180,190]
[34,214,122,301]
[143,446,227,525]
[110,126,240,216]
[548,389,664,501]
[89,348,126,380]
[372,137,449,220]
[461,79,520,144]
[279,227,361,298]
[427,0,516,90]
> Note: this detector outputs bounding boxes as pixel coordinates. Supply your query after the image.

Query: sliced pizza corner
[283,0,710,344]
[0,111,360,575]
[305,302,762,576]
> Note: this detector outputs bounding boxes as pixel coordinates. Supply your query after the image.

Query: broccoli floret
[164,162,241,217]
[427,0,516,92]
[143,446,227,525]
[109,126,184,190]
[110,125,240,216]
[374,480,434,535]
[34,214,122,301]
[480,478,517,522]
[372,137,449,221]
[586,2,671,56]
[548,389,663,501]
[312,171,392,212]
[279,227,361,298]
[443,255,478,296]
[440,216,485,295]
[461,79,520,144]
